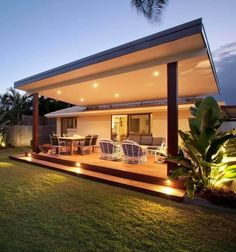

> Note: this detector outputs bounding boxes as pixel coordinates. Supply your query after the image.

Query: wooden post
[167,62,178,176]
[32,93,39,152]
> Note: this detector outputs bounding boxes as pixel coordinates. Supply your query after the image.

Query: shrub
[167,97,236,198]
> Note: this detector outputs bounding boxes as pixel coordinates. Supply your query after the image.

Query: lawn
[0,148,236,252]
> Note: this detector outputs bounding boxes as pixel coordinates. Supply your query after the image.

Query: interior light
[153,71,159,77]
[57,90,61,95]
[114,93,119,98]
[93,83,98,88]
[76,162,80,167]
[80,98,84,102]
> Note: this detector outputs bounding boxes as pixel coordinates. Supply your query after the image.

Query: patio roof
[15,18,219,106]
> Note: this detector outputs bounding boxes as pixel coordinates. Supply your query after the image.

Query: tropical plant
[167,96,236,198]
[2,87,30,125]
[131,0,168,22]
[0,110,10,147]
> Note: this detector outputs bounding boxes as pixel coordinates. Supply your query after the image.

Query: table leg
[70,141,73,155]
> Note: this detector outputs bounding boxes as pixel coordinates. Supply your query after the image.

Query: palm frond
[131,0,168,22]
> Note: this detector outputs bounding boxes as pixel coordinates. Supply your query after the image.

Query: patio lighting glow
[76,162,80,167]
[25,152,32,157]
[153,71,159,77]
[166,179,172,186]
[57,90,61,95]
[1,142,6,147]
[114,93,119,98]
[93,83,98,88]
[80,98,84,102]
[162,187,174,195]
[75,168,81,173]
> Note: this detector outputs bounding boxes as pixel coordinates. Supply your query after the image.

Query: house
[45,97,198,143]
[12,19,220,199]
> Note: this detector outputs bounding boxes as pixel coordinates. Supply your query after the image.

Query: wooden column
[32,93,39,152]
[167,62,178,176]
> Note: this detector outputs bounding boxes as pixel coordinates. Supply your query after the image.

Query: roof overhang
[221,105,236,120]
[15,18,220,106]
[45,104,193,118]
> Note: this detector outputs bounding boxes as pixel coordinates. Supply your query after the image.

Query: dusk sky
[1,0,236,104]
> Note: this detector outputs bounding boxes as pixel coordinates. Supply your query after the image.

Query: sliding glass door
[111,115,128,141]
[111,113,151,141]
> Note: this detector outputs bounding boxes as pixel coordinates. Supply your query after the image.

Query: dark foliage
[199,187,236,209]
[131,0,168,22]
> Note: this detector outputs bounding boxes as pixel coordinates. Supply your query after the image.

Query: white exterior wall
[152,110,190,143]
[56,117,61,135]
[220,121,236,131]
[77,115,111,142]
[55,109,191,143]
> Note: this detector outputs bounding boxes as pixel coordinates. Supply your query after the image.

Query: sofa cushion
[128,135,141,144]
[152,137,166,146]
[140,136,153,145]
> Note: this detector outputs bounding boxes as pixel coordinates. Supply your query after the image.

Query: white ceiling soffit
[14,19,219,106]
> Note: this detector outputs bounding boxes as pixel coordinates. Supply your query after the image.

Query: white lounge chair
[99,139,122,161]
[121,140,147,164]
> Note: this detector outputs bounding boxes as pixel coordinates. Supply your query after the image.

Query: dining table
[59,136,85,155]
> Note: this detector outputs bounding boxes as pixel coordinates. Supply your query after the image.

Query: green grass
[0,147,236,252]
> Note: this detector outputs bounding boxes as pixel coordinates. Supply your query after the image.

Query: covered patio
[13,19,219,199]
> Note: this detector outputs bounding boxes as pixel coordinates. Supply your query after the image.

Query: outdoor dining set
[49,133,167,164]
[49,134,98,155]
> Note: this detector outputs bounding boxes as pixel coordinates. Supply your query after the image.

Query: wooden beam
[167,62,178,176]
[32,93,39,152]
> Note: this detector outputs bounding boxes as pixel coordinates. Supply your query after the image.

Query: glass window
[61,117,77,135]
[128,114,150,135]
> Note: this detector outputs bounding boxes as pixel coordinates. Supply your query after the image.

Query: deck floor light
[25,152,32,157]
[166,179,172,186]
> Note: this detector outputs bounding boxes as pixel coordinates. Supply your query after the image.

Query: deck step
[30,153,185,190]
[9,155,185,202]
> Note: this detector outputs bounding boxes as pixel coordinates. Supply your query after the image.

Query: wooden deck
[39,152,168,178]
[9,152,185,202]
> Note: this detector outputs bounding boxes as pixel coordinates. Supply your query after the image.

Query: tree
[131,0,168,22]
[0,87,72,125]
[3,87,30,125]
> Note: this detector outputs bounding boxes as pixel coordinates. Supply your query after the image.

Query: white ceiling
[17,33,219,106]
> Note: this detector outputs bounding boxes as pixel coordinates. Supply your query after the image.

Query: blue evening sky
[0,0,236,103]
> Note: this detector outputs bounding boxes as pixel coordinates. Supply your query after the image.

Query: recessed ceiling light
[93,83,98,88]
[153,71,159,77]
[114,93,119,98]
[80,98,84,102]
[57,90,61,95]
